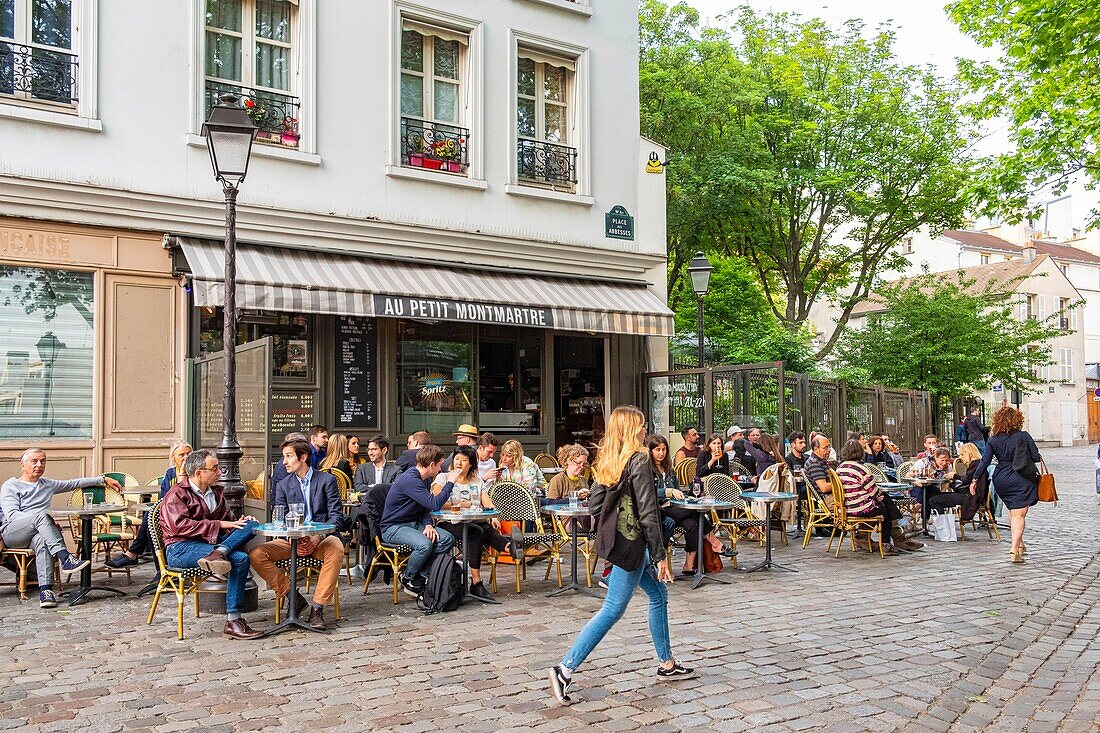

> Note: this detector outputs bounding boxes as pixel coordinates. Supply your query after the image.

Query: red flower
[244,98,255,108]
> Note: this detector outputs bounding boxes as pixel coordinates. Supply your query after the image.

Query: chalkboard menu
[335,316,378,427]
[270,391,316,437]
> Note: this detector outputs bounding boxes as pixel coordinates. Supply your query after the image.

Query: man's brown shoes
[223,618,263,640]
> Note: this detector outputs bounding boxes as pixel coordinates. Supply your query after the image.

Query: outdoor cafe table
[666,498,735,589]
[740,492,799,572]
[431,508,500,605]
[902,477,951,536]
[120,487,158,502]
[50,504,129,606]
[542,504,602,599]
[253,522,335,636]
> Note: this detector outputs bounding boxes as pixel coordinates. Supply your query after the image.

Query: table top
[668,498,735,510]
[431,508,499,522]
[51,504,129,516]
[120,488,156,496]
[131,502,155,513]
[541,467,563,475]
[879,482,910,491]
[741,491,798,502]
[542,504,590,517]
[253,522,335,538]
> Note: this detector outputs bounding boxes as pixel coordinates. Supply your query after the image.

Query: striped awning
[178,238,673,337]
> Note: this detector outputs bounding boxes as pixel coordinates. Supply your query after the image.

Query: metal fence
[645,362,932,456]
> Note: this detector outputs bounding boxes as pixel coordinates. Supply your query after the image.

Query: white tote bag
[929,510,957,542]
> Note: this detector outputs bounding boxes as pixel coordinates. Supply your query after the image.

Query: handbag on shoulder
[595,468,646,571]
[1037,459,1057,504]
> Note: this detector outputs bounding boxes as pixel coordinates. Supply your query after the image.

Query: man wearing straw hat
[442,424,480,471]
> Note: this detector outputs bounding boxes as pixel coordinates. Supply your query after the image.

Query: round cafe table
[431,508,500,605]
[542,504,602,599]
[902,476,951,536]
[50,504,130,606]
[667,498,735,589]
[740,492,799,572]
[253,522,335,636]
[120,487,158,503]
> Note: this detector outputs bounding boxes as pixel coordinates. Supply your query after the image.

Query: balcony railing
[0,42,78,106]
[517,138,577,190]
[204,80,302,149]
[400,117,469,174]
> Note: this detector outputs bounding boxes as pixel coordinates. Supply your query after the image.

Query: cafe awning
[177,238,673,337]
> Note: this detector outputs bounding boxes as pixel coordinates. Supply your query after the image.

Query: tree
[949,0,1100,225]
[639,3,976,359]
[835,268,1066,424]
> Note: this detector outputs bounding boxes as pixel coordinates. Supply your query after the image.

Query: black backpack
[416,553,464,614]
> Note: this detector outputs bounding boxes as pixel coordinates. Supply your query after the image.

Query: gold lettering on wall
[0,229,72,260]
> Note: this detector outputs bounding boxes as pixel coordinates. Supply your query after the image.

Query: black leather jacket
[588,451,666,565]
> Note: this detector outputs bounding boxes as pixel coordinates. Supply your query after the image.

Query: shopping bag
[929,510,957,542]
[1037,459,1057,504]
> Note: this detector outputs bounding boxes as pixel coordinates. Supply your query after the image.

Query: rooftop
[940,229,1100,264]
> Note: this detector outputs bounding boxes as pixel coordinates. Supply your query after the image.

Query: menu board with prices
[334,316,378,428]
[269,390,316,438]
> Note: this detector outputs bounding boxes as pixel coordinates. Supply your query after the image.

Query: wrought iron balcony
[0,43,78,105]
[204,80,302,149]
[400,117,469,174]
[517,138,578,189]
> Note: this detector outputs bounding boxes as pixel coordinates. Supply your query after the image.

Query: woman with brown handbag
[972,405,1041,563]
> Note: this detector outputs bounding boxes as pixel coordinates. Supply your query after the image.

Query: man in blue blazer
[248,438,345,630]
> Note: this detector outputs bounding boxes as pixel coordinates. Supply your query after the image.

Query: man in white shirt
[476,432,502,482]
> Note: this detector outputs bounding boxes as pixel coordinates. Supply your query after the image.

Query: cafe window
[397,321,542,436]
[0,266,93,438]
[198,307,311,380]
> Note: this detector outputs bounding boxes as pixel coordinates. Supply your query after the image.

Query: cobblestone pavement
[0,445,1097,733]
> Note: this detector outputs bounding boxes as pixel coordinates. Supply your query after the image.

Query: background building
[0,0,672,498]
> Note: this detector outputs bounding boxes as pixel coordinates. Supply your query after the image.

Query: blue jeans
[165,521,257,614]
[561,551,672,671]
[382,522,455,579]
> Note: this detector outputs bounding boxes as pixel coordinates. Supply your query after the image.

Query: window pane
[1,0,14,40]
[31,0,71,50]
[433,38,459,80]
[206,0,242,32]
[517,98,535,137]
[518,57,535,97]
[0,266,93,439]
[206,31,242,80]
[255,0,290,42]
[434,81,458,123]
[398,321,475,435]
[400,73,423,117]
[255,42,289,90]
[545,104,565,143]
[543,65,564,102]
[400,31,423,72]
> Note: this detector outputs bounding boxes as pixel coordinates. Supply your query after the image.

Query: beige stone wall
[0,218,186,495]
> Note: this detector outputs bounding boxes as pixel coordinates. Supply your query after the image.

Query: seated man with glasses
[159,448,262,640]
[249,439,345,630]
[0,448,121,609]
[380,444,459,597]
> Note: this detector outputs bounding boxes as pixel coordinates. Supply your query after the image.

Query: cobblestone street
[1,445,1097,733]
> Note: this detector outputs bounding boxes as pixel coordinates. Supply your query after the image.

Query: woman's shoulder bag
[1037,458,1057,504]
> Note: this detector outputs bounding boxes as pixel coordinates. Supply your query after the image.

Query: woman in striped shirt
[836,440,923,554]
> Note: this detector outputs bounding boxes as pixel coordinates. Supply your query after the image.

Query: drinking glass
[568,491,580,510]
[272,505,285,528]
[83,492,94,509]
[291,503,305,526]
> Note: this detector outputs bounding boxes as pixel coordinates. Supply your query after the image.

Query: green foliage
[949,0,1100,225]
[640,2,976,360]
[836,269,1067,399]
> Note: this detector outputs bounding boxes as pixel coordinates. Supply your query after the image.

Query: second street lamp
[202,93,257,516]
[687,252,713,368]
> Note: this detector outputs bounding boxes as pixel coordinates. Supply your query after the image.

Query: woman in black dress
[972,405,1040,563]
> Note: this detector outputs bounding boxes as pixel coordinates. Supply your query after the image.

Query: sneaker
[657,662,698,681]
[105,553,138,569]
[401,575,424,598]
[548,665,572,704]
[39,589,58,609]
[598,566,612,589]
[470,581,494,601]
[58,554,90,573]
[899,538,925,551]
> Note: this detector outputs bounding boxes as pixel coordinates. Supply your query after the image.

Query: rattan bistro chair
[864,463,889,484]
[145,502,224,639]
[674,458,696,487]
[546,511,596,588]
[0,546,51,600]
[897,460,916,480]
[321,466,358,585]
[488,481,558,594]
[533,453,559,470]
[361,484,412,605]
[728,460,751,478]
[702,474,764,557]
[801,481,834,549]
[826,470,885,558]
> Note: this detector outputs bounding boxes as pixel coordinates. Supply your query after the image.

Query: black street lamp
[36,331,64,433]
[687,252,713,368]
[202,93,257,515]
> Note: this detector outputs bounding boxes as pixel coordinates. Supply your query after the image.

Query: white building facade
[0,0,672,489]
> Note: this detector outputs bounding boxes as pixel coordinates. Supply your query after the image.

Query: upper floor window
[0,0,77,107]
[399,21,468,175]
[1026,293,1037,321]
[516,49,577,191]
[1059,347,1074,383]
[979,252,990,265]
[204,0,300,149]
[900,237,913,255]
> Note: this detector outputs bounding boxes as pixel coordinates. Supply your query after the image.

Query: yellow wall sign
[645,152,665,174]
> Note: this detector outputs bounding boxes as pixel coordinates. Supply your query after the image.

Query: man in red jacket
[159,448,262,640]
